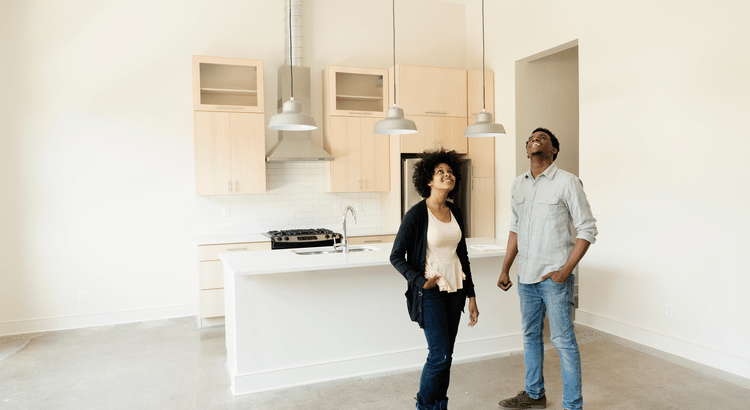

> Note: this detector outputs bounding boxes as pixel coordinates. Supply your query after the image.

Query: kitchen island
[220,238,522,395]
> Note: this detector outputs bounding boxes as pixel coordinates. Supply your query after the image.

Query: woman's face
[428,163,455,193]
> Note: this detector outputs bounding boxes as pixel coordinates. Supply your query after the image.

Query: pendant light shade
[465,110,506,137]
[373,0,417,136]
[373,107,417,135]
[268,0,317,131]
[465,0,505,138]
[268,99,317,131]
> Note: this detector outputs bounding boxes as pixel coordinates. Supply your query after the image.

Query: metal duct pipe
[285,0,303,67]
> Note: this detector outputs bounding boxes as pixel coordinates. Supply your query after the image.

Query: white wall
[0,0,467,335]
[483,0,750,379]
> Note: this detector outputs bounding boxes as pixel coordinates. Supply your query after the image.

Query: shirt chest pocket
[535,197,567,220]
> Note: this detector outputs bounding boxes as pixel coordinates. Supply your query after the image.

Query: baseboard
[231,333,523,396]
[0,304,198,337]
[575,309,750,380]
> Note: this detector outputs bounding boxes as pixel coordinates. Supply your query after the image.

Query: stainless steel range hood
[265,66,333,162]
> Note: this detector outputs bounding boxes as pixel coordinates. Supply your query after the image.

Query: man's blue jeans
[518,274,582,410]
[416,287,465,410]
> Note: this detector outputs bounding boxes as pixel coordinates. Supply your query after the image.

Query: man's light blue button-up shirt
[509,163,598,284]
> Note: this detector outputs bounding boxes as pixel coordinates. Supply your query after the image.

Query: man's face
[526,131,558,159]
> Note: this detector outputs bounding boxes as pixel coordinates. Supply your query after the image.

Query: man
[497,128,597,410]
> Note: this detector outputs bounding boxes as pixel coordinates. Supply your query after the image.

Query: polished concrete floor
[1,317,749,409]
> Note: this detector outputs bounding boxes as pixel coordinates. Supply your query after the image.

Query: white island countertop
[220,236,516,396]
[219,237,506,276]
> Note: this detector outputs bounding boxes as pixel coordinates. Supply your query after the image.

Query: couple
[390,128,598,410]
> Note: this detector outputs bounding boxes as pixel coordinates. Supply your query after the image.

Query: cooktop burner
[265,228,336,237]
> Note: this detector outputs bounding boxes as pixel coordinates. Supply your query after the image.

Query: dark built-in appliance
[262,228,342,250]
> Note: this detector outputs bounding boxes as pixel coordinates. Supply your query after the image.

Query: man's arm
[541,238,590,283]
[497,232,518,291]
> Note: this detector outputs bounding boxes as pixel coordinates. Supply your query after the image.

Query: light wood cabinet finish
[467,137,495,178]
[468,69,495,119]
[199,289,225,319]
[347,234,396,245]
[324,66,389,117]
[192,56,264,113]
[326,116,390,192]
[471,177,495,238]
[197,241,271,326]
[466,69,496,178]
[394,64,467,117]
[400,116,467,154]
[193,112,266,195]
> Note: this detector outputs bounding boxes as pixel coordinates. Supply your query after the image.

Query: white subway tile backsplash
[195,162,383,236]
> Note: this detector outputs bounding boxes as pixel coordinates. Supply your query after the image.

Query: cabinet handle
[364,180,367,190]
[226,247,248,252]
[235,181,239,192]
[425,111,448,115]
[363,240,382,243]
[358,180,361,191]
[228,180,231,193]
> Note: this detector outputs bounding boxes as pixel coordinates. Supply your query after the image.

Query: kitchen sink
[292,246,379,255]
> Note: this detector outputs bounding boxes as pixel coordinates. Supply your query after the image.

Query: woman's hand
[467,297,479,327]
[423,274,441,289]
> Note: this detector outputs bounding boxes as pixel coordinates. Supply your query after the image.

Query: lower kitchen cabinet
[196,241,270,327]
[347,234,396,245]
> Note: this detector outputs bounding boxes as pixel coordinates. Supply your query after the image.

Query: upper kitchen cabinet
[400,116,468,154]
[394,64,467,117]
[325,116,389,193]
[323,66,389,117]
[194,112,266,195]
[467,69,494,120]
[192,56,264,113]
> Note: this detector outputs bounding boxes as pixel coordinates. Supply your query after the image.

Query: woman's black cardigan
[389,199,476,328]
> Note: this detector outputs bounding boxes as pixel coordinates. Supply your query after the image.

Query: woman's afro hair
[412,149,463,199]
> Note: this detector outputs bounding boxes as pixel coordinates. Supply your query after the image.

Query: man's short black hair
[412,149,463,199]
[528,127,560,161]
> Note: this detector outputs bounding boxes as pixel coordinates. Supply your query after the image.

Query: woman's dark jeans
[416,287,465,410]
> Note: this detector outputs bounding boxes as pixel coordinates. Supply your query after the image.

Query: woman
[390,149,480,410]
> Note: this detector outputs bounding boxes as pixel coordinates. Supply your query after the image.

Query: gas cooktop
[262,228,341,247]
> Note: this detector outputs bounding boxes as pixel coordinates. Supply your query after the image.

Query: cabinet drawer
[347,235,396,245]
[199,260,223,290]
[199,289,224,318]
[197,241,270,261]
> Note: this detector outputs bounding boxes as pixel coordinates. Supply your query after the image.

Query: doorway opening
[515,40,580,177]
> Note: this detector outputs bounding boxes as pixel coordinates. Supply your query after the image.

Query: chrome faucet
[337,205,357,252]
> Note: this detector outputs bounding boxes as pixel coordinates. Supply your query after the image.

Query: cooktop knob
[284,236,289,241]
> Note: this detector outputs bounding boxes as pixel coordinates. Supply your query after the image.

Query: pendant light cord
[289,0,294,100]
[392,0,397,108]
[482,0,486,111]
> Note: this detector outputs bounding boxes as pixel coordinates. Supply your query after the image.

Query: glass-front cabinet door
[192,56,264,113]
[324,66,389,118]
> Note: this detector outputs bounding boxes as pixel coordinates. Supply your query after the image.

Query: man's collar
[524,163,559,179]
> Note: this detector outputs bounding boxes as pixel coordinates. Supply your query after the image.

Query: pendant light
[268,0,317,131]
[373,0,417,135]
[464,0,506,137]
